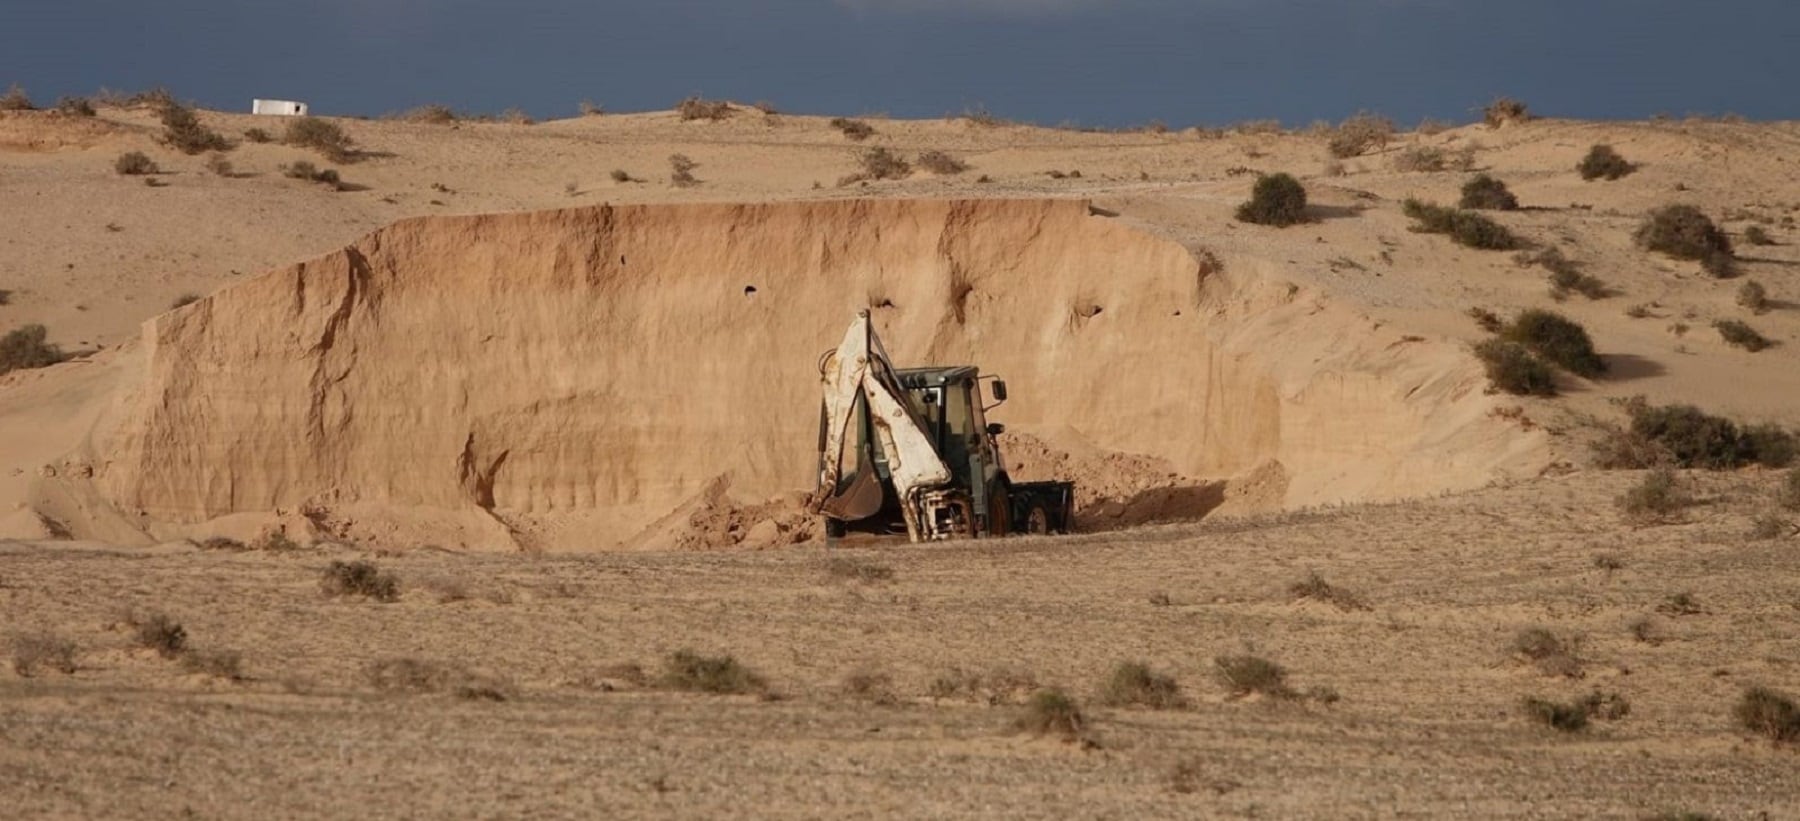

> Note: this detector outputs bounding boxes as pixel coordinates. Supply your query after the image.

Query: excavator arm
[814,311,951,541]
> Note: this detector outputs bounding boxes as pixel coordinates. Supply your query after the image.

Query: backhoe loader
[813,311,1075,541]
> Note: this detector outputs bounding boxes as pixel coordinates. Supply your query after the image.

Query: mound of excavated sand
[13,198,1547,549]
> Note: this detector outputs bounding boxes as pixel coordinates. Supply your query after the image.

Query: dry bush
[283,117,354,162]
[1577,144,1633,181]
[242,127,272,143]
[55,96,96,117]
[1743,225,1774,246]
[128,612,188,658]
[404,105,458,124]
[854,147,911,181]
[1098,661,1187,709]
[1214,654,1297,698]
[1611,400,1795,469]
[1402,199,1522,250]
[1637,205,1733,270]
[1234,173,1307,227]
[927,666,1040,705]
[916,150,968,175]
[1474,339,1557,396]
[1415,117,1455,135]
[1327,112,1395,158]
[829,117,875,141]
[280,161,343,190]
[841,669,900,705]
[1511,628,1583,677]
[1617,467,1690,522]
[1628,617,1661,644]
[1392,145,1446,172]
[1519,247,1609,300]
[1484,97,1532,127]
[1468,306,1503,333]
[659,650,766,694]
[1521,696,1589,732]
[668,154,699,187]
[204,153,232,177]
[1749,513,1789,540]
[1657,592,1703,616]
[579,100,605,117]
[676,96,732,121]
[0,84,35,110]
[1460,174,1518,210]
[825,556,894,583]
[1736,686,1800,743]
[1714,319,1770,351]
[501,108,534,125]
[1015,688,1086,740]
[114,151,158,175]
[259,530,302,551]
[610,169,633,183]
[320,560,400,602]
[1502,309,1606,378]
[366,658,510,701]
[181,649,243,681]
[159,101,231,154]
[1,324,65,376]
[10,632,77,676]
[1289,571,1369,611]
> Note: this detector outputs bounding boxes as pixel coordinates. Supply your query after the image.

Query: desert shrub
[824,556,893,583]
[181,649,243,680]
[579,100,605,117]
[1,324,65,375]
[1743,225,1774,246]
[1474,339,1557,396]
[1098,661,1187,709]
[129,612,188,658]
[669,154,699,187]
[1735,686,1800,743]
[857,147,911,180]
[916,150,967,175]
[1577,144,1633,181]
[1637,205,1732,262]
[842,669,899,705]
[1468,306,1503,333]
[1402,199,1522,250]
[676,96,732,121]
[320,560,400,602]
[1502,309,1605,377]
[1735,280,1764,313]
[501,108,533,125]
[365,658,510,700]
[1512,628,1583,677]
[1016,688,1085,740]
[1415,117,1454,135]
[830,117,874,141]
[204,153,232,177]
[283,117,354,162]
[170,293,200,309]
[1658,592,1703,616]
[1617,467,1690,522]
[1521,697,1590,732]
[0,84,34,110]
[1700,250,1738,279]
[1750,513,1788,540]
[114,151,158,175]
[1289,571,1369,611]
[1623,401,1795,469]
[1742,424,1795,468]
[55,96,96,117]
[280,161,343,189]
[610,169,633,183]
[1781,470,1800,511]
[1392,145,1446,172]
[1714,319,1770,352]
[259,530,302,551]
[242,127,271,143]
[1484,97,1532,127]
[198,536,245,551]
[1548,267,1610,300]
[1214,654,1297,698]
[658,650,765,694]
[159,101,230,154]
[10,632,77,676]
[1460,174,1519,210]
[1326,112,1395,158]
[1234,173,1307,227]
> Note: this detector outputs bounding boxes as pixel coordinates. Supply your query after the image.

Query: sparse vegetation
[1577,144,1634,181]
[1618,467,1690,522]
[829,117,874,141]
[365,658,510,701]
[579,100,605,117]
[1511,628,1583,677]
[10,632,77,676]
[1735,686,1800,743]
[403,105,458,124]
[824,556,894,583]
[1289,571,1369,611]
[610,169,634,183]
[55,96,96,117]
[1657,592,1702,616]
[1483,97,1532,127]
[1326,112,1395,159]
[1402,199,1522,250]
[676,96,732,121]
[280,161,343,190]
[1474,339,1557,396]
[1016,688,1086,740]
[1781,470,1800,511]
[204,153,232,177]
[283,117,354,162]
[181,649,243,681]
[1392,145,1447,172]
[1521,696,1590,732]
[114,151,158,176]
[1502,309,1606,378]
[1713,319,1770,352]
[1,324,65,376]
[1743,225,1774,246]
[1460,174,1518,210]
[1234,173,1307,227]
[159,100,231,154]
[916,150,968,175]
[0,84,35,111]
[1098,661,1187,709]
[1749,513,1788,540]
[853,147,911,181]
[1607,399,1795,469]
[128,612,188,658]
[320,560,400,602]
[1214,654,1297,698]
[669,154,699,187]
[1636,205,1733,268]
[242,127,271,143]
[658,650,766,694]
[1467,306,1503,333]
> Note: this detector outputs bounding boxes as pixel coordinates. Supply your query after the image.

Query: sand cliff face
[83,198,1544,549]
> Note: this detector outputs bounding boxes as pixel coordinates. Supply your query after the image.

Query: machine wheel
[1022,501,1051,535]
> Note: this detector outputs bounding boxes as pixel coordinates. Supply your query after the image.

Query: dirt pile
[20,198,1548,549]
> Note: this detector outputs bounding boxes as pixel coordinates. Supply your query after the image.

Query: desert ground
[2,96,1798,817]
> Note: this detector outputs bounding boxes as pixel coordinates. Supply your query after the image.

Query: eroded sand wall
[94,199,1541,548]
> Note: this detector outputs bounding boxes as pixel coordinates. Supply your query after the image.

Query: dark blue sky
[4,0,1794,127]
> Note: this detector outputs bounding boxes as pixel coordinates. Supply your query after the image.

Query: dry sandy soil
[3,100,1799,817]
[4,469,1798,819]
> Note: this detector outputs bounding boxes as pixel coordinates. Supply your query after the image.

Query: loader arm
[814,311,952,541]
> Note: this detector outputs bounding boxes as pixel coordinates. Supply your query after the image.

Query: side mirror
[986,423,1006,436]
[990,380,1008,402]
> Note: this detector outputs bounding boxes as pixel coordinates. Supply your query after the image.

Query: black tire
[1022,501,1051,535]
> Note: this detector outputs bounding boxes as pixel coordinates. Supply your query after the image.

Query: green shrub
[1617,467,1689,522]
[1402,199,1522,250]
[1235,173,1307,227]
[1098,661,1187,709]
[1736,280,1769,314]
[1460,174,1519,210]
[830,117,874,141]
[1326,112,1394,158]
[676,96,732,121]
[283,117,354,162]
[1577,144,1633,180]
[114,151,158,175]
[1474,339,1556,396]
[659,650,766,694]
[158,101,231,154]
[1714,319,1770,352]
[1016,688,1086,740]
[1214,654,1297,698]
[1636,205,1732,261]
[1,324,65,375]
[1502,309,1606,377]
[1735,686,1800,743]
[320,560,400,602]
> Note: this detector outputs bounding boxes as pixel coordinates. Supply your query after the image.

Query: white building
[251,99,309,116]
